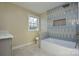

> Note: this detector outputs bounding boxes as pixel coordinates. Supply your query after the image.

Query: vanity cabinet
[0,32,13,56]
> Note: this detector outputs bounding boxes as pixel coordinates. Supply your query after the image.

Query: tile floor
[12,44,51,56]
[13,44,79,56]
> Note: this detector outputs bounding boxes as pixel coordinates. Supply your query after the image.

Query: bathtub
[40,38,79,56]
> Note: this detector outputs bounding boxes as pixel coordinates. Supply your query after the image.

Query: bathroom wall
[40,12,47,32]
[40,12,48,39]
[78,3,79,24]
[47,2,78,42]
[0,7,6,30]
[0,3,39,47]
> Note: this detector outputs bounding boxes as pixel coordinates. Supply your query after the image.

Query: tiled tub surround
[48,25,76,42]
[47,3,78,42]
[40,3,79,56]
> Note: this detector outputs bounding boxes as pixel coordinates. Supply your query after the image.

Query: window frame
[28,16,39,32]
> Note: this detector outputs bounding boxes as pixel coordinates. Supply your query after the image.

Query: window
[28,16,39,31]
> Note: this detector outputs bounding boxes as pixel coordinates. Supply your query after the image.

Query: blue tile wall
[47,3,78,42]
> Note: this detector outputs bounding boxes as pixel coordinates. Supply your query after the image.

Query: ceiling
[12,2,67,14]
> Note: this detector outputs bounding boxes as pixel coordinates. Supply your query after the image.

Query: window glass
[28,16,39,31]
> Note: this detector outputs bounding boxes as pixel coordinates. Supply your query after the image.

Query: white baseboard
[12,41,34,50]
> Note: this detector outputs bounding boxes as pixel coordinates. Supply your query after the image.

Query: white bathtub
[41,38,79,56]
